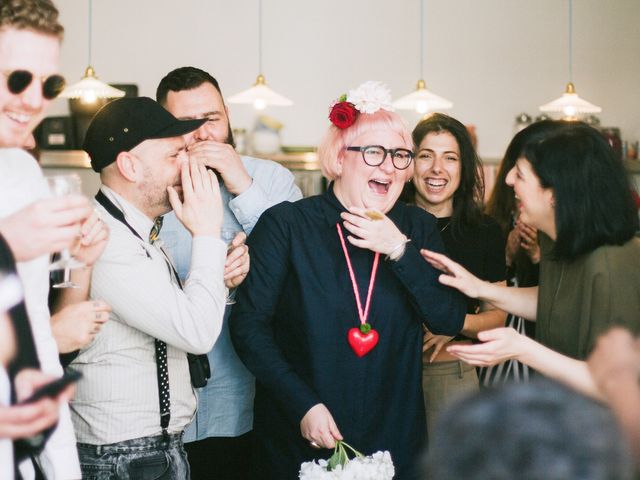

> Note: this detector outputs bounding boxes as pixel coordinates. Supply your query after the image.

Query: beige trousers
[422,359,479,439]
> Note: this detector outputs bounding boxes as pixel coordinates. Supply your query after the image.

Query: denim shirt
[160,155,302,439]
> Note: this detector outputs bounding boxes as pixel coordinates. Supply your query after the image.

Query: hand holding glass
[46,174,84,288]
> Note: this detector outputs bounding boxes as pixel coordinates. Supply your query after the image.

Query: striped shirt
[70,186,226,444]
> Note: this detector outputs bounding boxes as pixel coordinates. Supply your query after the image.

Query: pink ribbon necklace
[336,223,380,357]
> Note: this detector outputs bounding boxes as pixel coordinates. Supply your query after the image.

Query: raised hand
[516,219,540,264]
[300,403,343,449]
[70,210,109,267]
[446,327,524,366]
[420,249,485,298]
[188,141,252,195]
[168,158,222,237]
[339,207,407,256]
[0,195,91,262]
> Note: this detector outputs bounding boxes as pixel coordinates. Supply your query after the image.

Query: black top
[230,185,465,480]
[437,216,506,342]
[438,216,506,312]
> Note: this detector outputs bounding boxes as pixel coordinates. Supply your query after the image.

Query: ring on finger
[309,441,321,449]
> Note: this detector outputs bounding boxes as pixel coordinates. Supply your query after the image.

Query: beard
[224,121,235,148]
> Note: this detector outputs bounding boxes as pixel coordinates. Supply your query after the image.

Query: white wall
[49,0,640,159]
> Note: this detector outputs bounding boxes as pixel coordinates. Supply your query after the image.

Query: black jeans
[78,433,190,480]
[184,431,253,480]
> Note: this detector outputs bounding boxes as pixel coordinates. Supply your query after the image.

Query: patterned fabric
[149,218,171,433]
[149,216,164,244]
[77,433,189,480]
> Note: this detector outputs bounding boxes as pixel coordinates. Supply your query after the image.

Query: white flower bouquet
[299,440,395,479]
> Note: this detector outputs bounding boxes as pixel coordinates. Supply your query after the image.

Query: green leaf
[338,94,347,102]
[360,323,372,334]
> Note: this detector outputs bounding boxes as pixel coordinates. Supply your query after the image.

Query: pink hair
[318,109,413,180]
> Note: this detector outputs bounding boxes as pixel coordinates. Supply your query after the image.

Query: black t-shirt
[437,216,506,340]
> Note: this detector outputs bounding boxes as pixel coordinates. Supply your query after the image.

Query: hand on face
[340,207,407,256]
[0,195,92,262]
[168,158,222,237]
[187,141,252,196]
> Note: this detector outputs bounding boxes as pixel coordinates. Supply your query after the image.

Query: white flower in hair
[346,81,395,114]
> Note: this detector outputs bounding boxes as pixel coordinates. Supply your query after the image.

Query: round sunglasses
[2,70,66,100]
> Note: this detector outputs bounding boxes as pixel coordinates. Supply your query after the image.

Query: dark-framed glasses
[346,145,414,170]
[2,70,66,100]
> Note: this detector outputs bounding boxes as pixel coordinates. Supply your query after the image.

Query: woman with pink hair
[230,82,465,479]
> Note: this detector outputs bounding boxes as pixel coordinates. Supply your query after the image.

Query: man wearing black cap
[70,96,232,479]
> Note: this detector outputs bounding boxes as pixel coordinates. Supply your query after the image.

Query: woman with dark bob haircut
[402,113,506,436]
[421,122,640,383]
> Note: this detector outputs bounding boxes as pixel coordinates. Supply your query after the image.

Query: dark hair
[524,123,638,261]
[485,120,565,234]
[424,378,633,480]
[156,66,223,106]
[402,113,483,235]
[0,0,64,38]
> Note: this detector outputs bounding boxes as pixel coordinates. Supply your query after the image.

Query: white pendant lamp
[539,0,601,119]
[227,0,293,110]
[60,0,125,104]
[393,0,452,114]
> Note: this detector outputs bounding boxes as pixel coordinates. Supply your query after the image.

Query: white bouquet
[299,441,395,479]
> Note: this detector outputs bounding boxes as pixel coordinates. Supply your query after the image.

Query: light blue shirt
[160,155,302,440]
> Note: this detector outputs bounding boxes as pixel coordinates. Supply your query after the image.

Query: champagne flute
[46,174,85,288]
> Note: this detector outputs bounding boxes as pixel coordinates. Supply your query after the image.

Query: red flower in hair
[329,101,358,129]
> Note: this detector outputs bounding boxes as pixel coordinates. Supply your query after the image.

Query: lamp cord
[419,0,424,80]
[258,0,263,74]
[568,0,573,83]
[88,0,92,66]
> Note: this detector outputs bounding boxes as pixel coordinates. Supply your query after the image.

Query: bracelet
[386,237,411,261]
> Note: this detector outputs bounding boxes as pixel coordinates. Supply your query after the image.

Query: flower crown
[328,81,395,130]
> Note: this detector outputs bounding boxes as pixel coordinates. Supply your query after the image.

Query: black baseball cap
[83,96,206,172]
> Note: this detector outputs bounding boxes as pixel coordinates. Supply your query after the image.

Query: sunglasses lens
[7,70,32,95]
[43,74,66,100]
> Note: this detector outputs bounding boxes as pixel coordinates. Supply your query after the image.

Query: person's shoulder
[0,148,40,174]
[241,155,293,177]
[585,236,640,268]
[394,201,437,225]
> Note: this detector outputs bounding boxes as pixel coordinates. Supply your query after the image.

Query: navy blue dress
[230,186,465,479]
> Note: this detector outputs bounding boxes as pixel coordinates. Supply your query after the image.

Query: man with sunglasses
[0,1,90,479]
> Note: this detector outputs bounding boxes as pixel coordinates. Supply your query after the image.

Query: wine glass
[46,174,85,288]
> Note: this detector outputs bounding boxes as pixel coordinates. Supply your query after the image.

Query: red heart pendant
[348,326,379,357]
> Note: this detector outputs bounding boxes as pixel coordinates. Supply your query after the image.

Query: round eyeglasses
[2,70,66,100]
[346,145,414,170]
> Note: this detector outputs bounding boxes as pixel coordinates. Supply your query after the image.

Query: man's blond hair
[0,0,64,39]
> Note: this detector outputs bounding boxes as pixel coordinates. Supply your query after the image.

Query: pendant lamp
[227,0,293,110]
[60,0,125,104]
[539,0,601,119]
[392,0,452,114]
